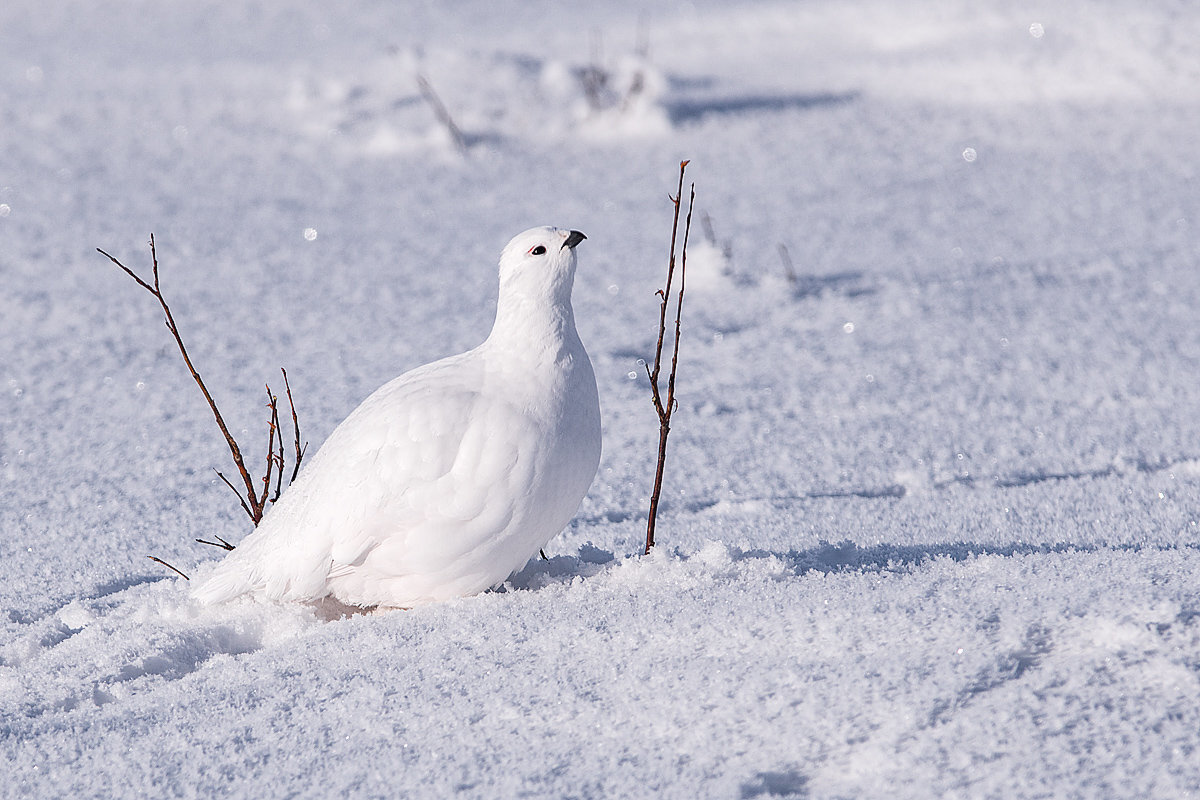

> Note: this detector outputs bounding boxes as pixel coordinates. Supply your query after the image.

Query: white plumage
[192,227,601,608]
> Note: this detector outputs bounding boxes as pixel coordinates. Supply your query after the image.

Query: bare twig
[148,555,190,580]
[262,385,284,505]
[214,468,254,521]
[99,237,266,524]
[100,236,307,532]
[271,388,282,501]
[196,535,236,551]
[666,184,694,416]
[645,160,694,555]
[282,368,306,483]
[416,74,467,155]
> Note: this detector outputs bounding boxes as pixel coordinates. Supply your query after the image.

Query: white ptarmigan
[192,227,601,608]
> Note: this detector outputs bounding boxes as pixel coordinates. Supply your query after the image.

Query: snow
[3,0,1200,797]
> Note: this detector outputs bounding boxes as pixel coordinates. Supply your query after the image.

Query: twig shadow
[788,270,876,300]
[666,91,859,125]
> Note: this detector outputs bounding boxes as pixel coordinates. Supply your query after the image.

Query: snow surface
[3,0,1200,797]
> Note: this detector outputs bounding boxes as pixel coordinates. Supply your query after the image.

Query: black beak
[562,230,587,250]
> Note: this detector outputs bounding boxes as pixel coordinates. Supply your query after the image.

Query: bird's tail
[189,554,257,605]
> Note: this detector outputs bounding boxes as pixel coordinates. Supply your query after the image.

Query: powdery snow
[3,1,1200,797]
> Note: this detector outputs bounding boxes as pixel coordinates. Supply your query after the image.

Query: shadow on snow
[665,91,859,125]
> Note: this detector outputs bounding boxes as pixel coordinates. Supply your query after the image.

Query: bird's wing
[193,356,535,604]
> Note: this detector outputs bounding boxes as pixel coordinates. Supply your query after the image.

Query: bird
[191,227,601,609]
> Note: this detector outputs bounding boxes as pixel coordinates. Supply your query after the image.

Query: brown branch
[259,386,279,509]
[273,433,285,502]
[262,383,285,503]
[102,235,310,557]
[282,367,306,483]
[148,555,190,580]
[195,535,236,551]
[214,469,255,523]
[648,161,688,413]
[663,182,693,422]
[645,160,694,555]
[269,386,285,503]
[99,236,266,524]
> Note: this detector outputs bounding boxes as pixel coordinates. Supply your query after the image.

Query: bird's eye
[529,245,547,256]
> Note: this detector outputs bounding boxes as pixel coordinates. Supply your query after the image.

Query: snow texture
[3,0,1200,797]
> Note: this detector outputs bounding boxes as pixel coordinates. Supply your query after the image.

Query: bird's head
[497,227,587,304]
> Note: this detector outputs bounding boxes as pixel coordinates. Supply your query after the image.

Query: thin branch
[148,555,190,580]
[215,468,255,523]
[259,386,279,509]
[262,384,286,504]
[282,367,306,483]
[645,160,694,555]
[195,535,236,551]
[99,236,265,523]
[648,160,689,414]
[103,235,309,553]
[273,417,286,503]
[663,182,694,424]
